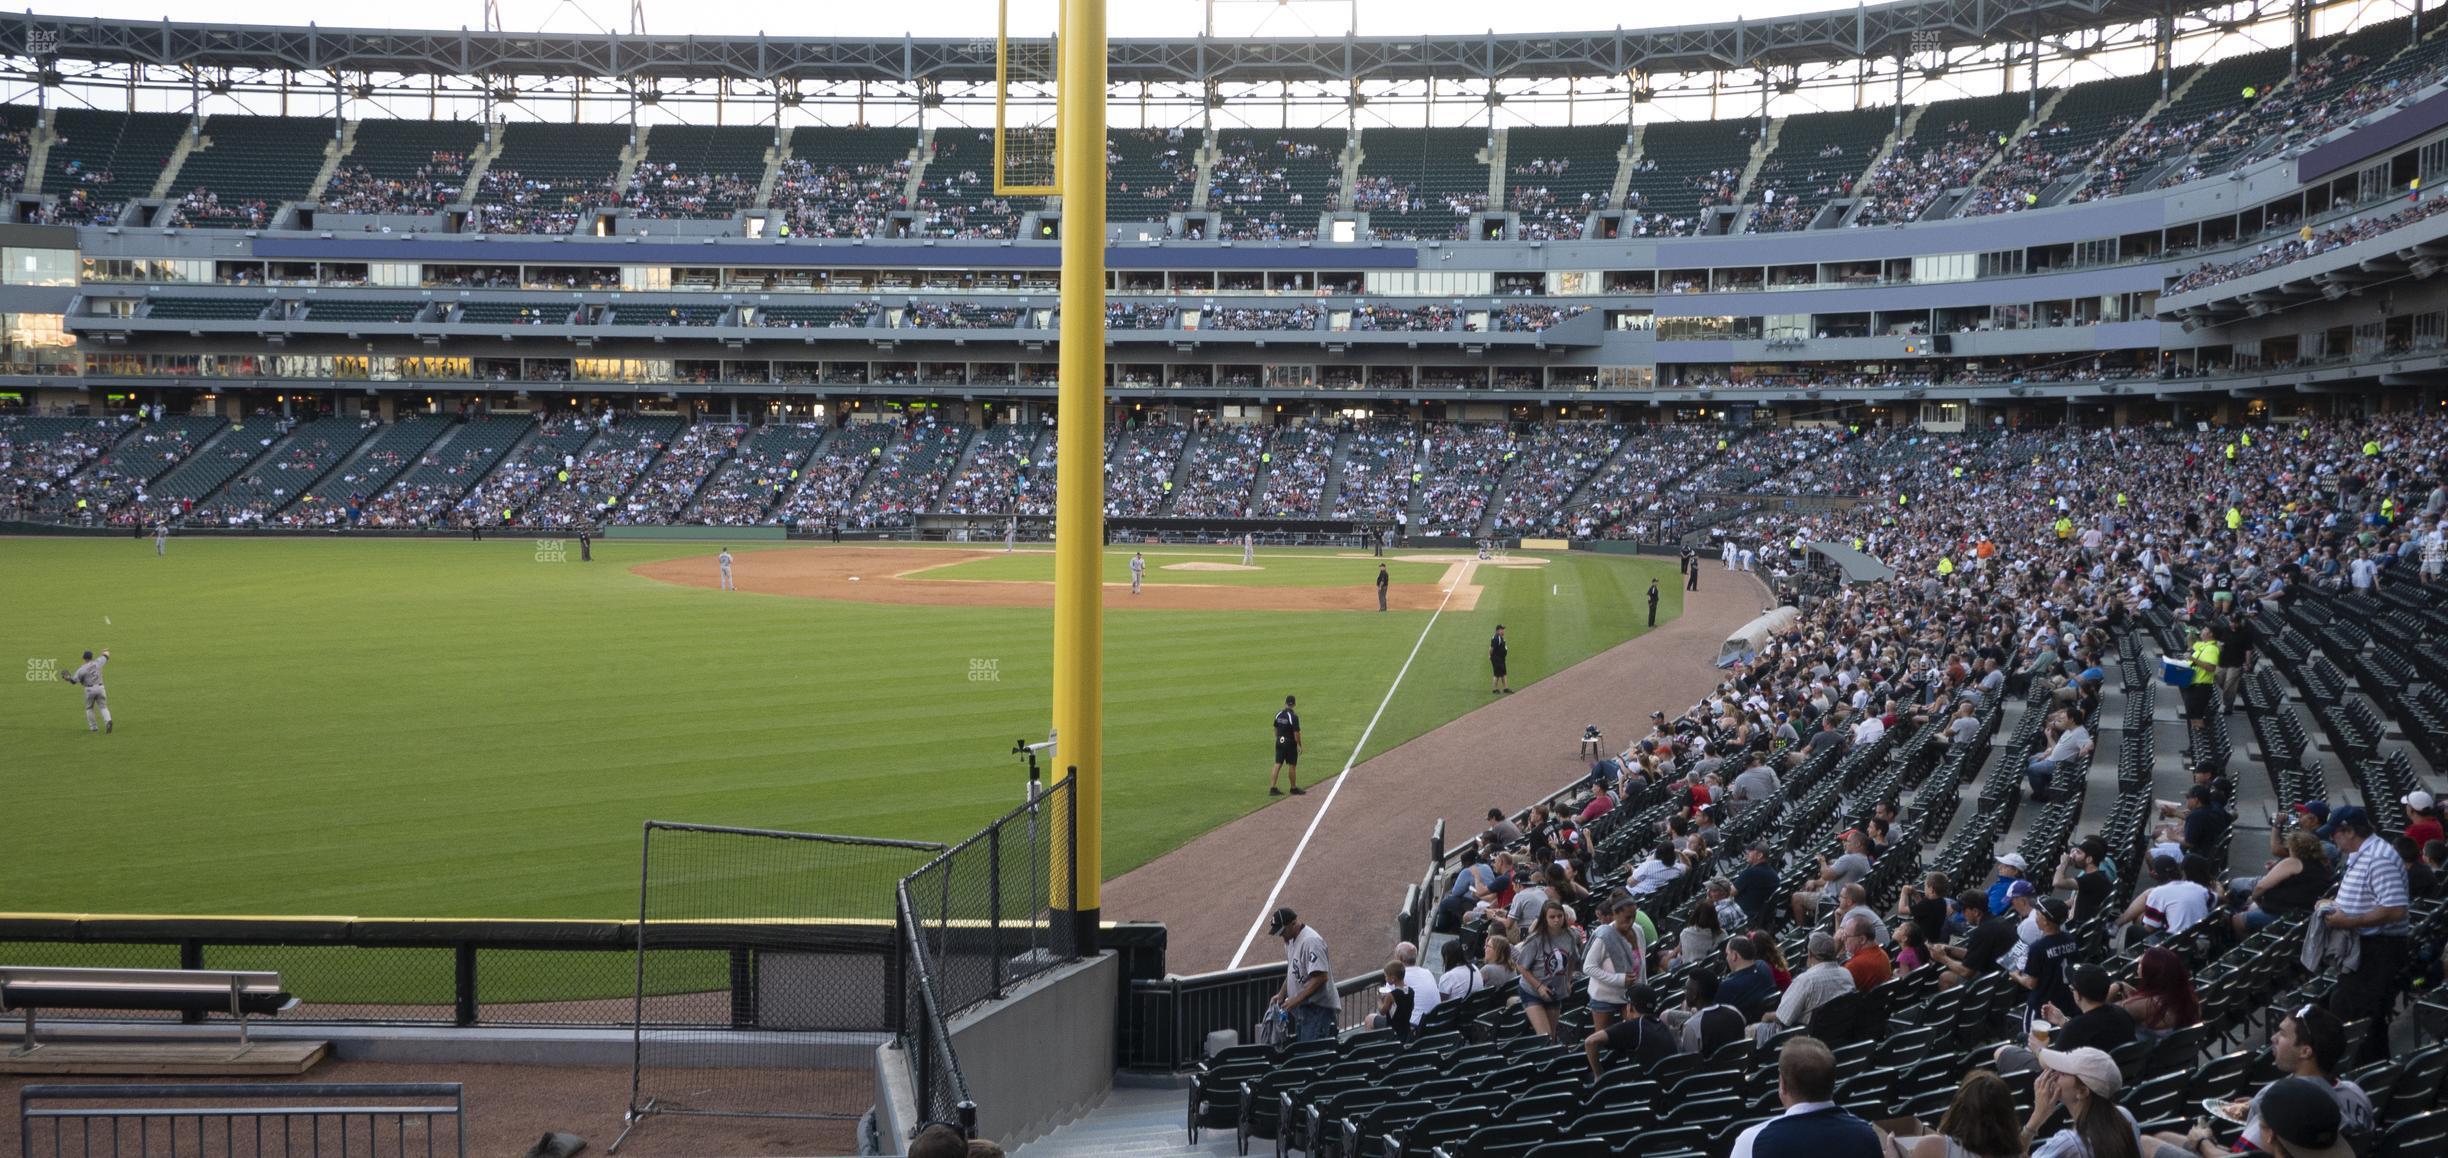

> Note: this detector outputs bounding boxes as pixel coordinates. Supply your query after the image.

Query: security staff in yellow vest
[2054,516,2074,540]
[2225,507,2243,533]
[2183,626,2222,732]
[1937,556,1956,577]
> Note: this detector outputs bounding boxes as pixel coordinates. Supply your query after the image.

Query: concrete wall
[935,951,1118,1150]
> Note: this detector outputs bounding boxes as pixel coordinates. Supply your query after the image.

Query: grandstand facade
[3,1,2448,535]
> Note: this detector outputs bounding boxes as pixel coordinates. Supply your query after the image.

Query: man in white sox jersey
[718,548,734,591]
[1269,695,1305,796]
[66,649,113,733]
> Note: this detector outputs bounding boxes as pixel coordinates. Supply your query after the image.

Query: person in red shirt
[1840,915,1893,991]
[2405,791,2445,848]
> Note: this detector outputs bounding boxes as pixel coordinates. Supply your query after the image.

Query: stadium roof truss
[0,0,2316,118]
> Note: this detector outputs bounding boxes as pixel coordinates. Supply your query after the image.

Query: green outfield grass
[0,537,1680,924]
[912,546,1451,587]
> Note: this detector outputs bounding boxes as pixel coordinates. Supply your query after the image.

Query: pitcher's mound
[1164,562,1261,572]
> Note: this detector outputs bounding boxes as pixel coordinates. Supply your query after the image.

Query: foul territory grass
[1,538,1678,1000]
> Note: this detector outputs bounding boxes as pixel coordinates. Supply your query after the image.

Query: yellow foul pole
[1050,0,1107,949]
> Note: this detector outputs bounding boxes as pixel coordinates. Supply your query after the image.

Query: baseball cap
[2077,836,2110,864]
[1266,908,1299,937]
[2037,1047,2123,1097]
[2006,879,2039,900]
[2322,804,2373,837]
[1747,841,1775,857]
[2407,791,2438,812]
[1995,852,2029,872]
[2293,800,2332,825]
[2257,1077,2357,1158]
[2037,897,2071,925]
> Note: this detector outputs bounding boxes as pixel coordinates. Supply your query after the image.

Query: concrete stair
[1484,126,1508,203]
[307,120,359,203]
[1189,137,1217,211]
[1246,430,1278,510]
[754,132,791,207]
[149,117,202,200]
[1614,123,1643,212]
[1336,129,1363,207]
[1156,427,1206,515]
[23,107,55,195]
[1949,87,2067,217]
[904,128,936,210]
[1836,104,1925,227]
[612,125,652,197]
[2060,66,2198,205]
[1731,115,1786,208]
[1559,428,1639,515]
[1319,427,1356,514]
[450,131,506,213]
[1006,1083,1225,1158]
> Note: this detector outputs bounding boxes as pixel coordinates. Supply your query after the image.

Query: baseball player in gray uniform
[67,649,112,733]
[718,548,734,591]
[1130,551,1145,595]
[154,522,168,556]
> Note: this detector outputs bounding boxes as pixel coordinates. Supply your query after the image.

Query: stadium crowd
[1208,135,1332,241]
[2166,196,2448,295]
[1210,403,2448,1158]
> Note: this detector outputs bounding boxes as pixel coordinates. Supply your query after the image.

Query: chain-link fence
[895,776,1079,1133]
[616,822,946,1152]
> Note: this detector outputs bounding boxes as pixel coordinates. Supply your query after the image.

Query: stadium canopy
[0,0,2226,85]
[1807,542,1898,584]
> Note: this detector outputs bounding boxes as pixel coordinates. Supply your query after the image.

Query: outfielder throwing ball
[66,649,113,733]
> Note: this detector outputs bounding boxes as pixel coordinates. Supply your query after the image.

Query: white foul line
[1225,582,1458,970]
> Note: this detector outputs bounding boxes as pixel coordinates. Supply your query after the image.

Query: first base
[849,576,861,582]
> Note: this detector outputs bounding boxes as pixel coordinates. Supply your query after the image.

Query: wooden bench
[1,967,312,1072]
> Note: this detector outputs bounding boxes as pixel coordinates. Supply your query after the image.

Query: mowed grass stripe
[1,538,1679,921]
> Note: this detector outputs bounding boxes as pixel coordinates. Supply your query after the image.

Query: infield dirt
[633,545,1512,612]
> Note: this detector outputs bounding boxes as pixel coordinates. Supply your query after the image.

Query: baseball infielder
[1004,516,1017,554]
[1241,533,1254,567]
[66,649,112,733]
[1129,551,1145,595]
[718,548,734,591]
[154,522,167,556]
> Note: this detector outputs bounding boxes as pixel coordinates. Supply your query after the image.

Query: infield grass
[1,537,1680,922]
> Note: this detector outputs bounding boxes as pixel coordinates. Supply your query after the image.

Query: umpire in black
[1377,563,1390,611]
[1270,695,1305,796]
[1647,579,1660,627]
[1490,625,1511,694]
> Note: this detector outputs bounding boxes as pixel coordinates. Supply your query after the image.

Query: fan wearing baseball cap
[2026,1046,2141,1158]
[1988,852,2030,916]
[2318,804,2412,1065]
[1267,908,1340,1043]
[2150,1005,2372,1158]
[2161,1076,2361,1158]
[2405,791,2444,848]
